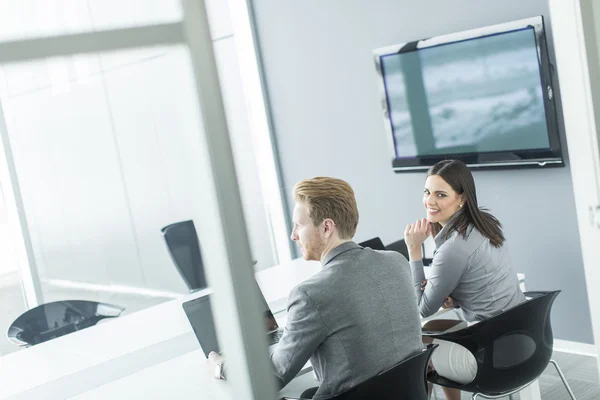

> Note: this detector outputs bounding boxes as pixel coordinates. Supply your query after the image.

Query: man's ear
[322,218,336,237]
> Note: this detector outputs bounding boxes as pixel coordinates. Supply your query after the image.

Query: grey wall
[251,0,594,344]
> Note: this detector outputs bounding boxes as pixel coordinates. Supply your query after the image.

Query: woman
[404,160,525,400]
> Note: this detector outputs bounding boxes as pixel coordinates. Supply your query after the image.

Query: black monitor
[373,16,563,172]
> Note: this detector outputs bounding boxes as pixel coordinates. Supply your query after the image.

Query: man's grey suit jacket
[270,241,423,400]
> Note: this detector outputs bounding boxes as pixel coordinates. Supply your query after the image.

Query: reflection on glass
[0,45,210,342]
[0,188,28,356]
[0,0,181,42]
[7,301,124,346]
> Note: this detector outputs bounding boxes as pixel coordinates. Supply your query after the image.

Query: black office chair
[425,291,575,399]
[358,237,386,251]
[386,239,433,265]
[385,238,409,259]
[7,300,124,347]
[161,220,207,292]
[282,344,437,400]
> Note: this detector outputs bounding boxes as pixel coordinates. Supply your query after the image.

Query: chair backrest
[385,239,409,259]
[7,300,124,346]
[358,237,386,251]
[430,291,560,395]
[386,239,432,265]
[330,344,437,400]
[161,220,207,291]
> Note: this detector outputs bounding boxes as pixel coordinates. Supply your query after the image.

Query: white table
[0,258,538,400]
[0,294,208,400]
[0,258,320,400]
[68,350,230,400]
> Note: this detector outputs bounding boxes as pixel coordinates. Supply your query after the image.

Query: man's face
[290,202,325,261]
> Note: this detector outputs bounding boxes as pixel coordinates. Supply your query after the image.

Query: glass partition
[0,3,280,398]
[0,0,181,42]
[0,184,28,356]
[0,43,212,342]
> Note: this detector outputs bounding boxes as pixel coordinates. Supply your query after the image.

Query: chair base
[468,359,576,400]
[470,381,535,399]
[549,359,576,400]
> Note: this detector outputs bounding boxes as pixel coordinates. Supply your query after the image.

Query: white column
[548,0,600,376]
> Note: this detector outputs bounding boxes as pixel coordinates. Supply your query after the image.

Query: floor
[523,351,600,400]
[455,349,600,400]
[281,350,599,400]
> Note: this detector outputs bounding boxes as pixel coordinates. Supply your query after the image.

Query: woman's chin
[426,215,439,223]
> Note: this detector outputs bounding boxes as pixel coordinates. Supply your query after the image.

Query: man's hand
[208,351,224,364]
[207,351,226,380]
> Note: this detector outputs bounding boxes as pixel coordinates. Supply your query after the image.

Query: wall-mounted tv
[373,16,563,172]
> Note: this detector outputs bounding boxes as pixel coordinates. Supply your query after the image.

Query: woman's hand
[422,280,456,309]
[404,218,431,260]
[442,297,455,309]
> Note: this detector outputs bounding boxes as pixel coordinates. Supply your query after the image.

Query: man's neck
[320,238,352,263]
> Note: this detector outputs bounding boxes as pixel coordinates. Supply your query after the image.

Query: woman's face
[423,175,463,226]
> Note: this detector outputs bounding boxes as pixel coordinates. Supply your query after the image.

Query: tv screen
[373,16,563,172]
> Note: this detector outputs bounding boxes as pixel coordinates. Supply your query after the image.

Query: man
[211,177,423,399]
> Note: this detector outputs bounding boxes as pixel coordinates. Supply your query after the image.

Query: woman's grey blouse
[409,223,526,322]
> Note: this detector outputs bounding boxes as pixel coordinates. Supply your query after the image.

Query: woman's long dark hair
[428,160,505,247]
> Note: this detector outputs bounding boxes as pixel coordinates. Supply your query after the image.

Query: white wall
[250,0,595,344]
[0,0,274,296]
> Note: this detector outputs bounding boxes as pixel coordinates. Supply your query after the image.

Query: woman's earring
[459,204,463,208]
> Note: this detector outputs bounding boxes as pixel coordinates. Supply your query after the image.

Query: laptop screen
[259,288,279,334]
[182,281,279,356]
[182,295,220,357]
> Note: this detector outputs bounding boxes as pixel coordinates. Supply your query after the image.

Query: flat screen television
[373,16,563,172]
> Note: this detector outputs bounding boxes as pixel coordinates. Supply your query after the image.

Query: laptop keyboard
[268,329,284,346]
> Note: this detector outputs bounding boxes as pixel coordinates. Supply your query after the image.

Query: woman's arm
[409,242,467,317]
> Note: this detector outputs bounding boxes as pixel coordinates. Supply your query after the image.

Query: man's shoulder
[324,247,409,274]
[293,267,332,295]
[360,247,410,266]
[304,249,406,286]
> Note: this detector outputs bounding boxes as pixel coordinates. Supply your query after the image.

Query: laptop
[182,282,284,357]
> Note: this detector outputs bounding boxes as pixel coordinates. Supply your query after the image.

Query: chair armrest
[422,319,467,336]
[523,291,545,299]
[422,330,449,337]
[281,398,310,400]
